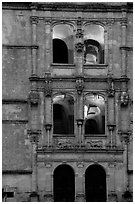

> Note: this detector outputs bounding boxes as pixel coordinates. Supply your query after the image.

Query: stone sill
[53,134,75,138]
[85,134,107,139]
[84,64,108,69]
[51,63,75,68]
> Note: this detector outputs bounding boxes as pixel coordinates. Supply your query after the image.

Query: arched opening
[53,164,75,202]
[84,24,104,64]
[85,164,107,202]
[53,39,68,63]
[85,119,98,134]
[53,94,74,135]
[53,104,69,134]
[84,94,105,135]
[84,39,103,64]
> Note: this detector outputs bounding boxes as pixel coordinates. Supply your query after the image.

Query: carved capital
[118,130,131,144]
[30,16,38,24]
[107,124,116,131]
[75,42,84,52]
[27,129,41,143]
[107,19,114,27]
[121,18,127,26]
[44,19,52,25]
[29,191,39,202]
[45,123,52,131]
[120,91,129,106]
[76,76,84,95]
[28,90,40,105]
[76,119,84,126]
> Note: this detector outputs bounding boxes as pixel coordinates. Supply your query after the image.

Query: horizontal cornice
[2,2,133,13]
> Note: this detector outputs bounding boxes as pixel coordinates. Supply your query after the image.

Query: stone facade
[2,2,133,202]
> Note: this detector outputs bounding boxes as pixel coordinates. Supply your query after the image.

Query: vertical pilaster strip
[108,20,114,75]
[45,19,51,72]
[44,73,52,146]
[121,7,127,77]
[104,26,108,64]
[30,14,38,76]
[75,17,84,76]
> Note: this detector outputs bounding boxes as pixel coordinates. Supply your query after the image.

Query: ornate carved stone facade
[2,2,133,202]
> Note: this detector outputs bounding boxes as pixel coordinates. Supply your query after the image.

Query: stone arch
[53,164,75,202]
[52,23,74,63]
[85,164,107,202]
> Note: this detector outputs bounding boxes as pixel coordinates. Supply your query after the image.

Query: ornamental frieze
[85,140,103,149]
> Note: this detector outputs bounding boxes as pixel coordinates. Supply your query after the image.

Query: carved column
[107,20,114,75]
[30,15,38,76]
[104,26,108,64]
[75,166,85,202]
[44,73,52,146]
[107,75,116,147]
[76,76,84,145]
[75,17,84,75]
[119,130,132,201]
[121,7,127,77]
[44,169,53,202]
[44,19,52,72]
[28,129,41,202]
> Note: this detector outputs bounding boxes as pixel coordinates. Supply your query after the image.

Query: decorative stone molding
[44,72,52,97]
[107,124,116,132]
[76,118,84,126]
[75,42,84,52]
[107,75,115,97]
[121,18,127,26]
[118,130,131,144]
[29,191,39,202]
[76,193,85,202]
[44,194,53,202]
[85,140,103,149]
[28,90,40,105]
[45,123,52,131]
[120,91,129,106]
[30,16,38,24]
[76,77,84,95]
[53,138,75,149]
[27,129,41,143]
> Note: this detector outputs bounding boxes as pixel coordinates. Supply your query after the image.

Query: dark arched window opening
[84,39,104,64]
[85,164,107,202]
[53,39,68,64]
[53,164,75,202]
[85,119,98,134]
[53,104,69,134]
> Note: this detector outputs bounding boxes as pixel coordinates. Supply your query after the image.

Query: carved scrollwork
[53,138,75,149]
[85,140,103,149]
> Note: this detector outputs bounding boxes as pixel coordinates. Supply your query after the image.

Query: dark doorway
[85,119,98,134]
[85,164,107,202]
[53,39,68,63]
[53,164,75,202]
